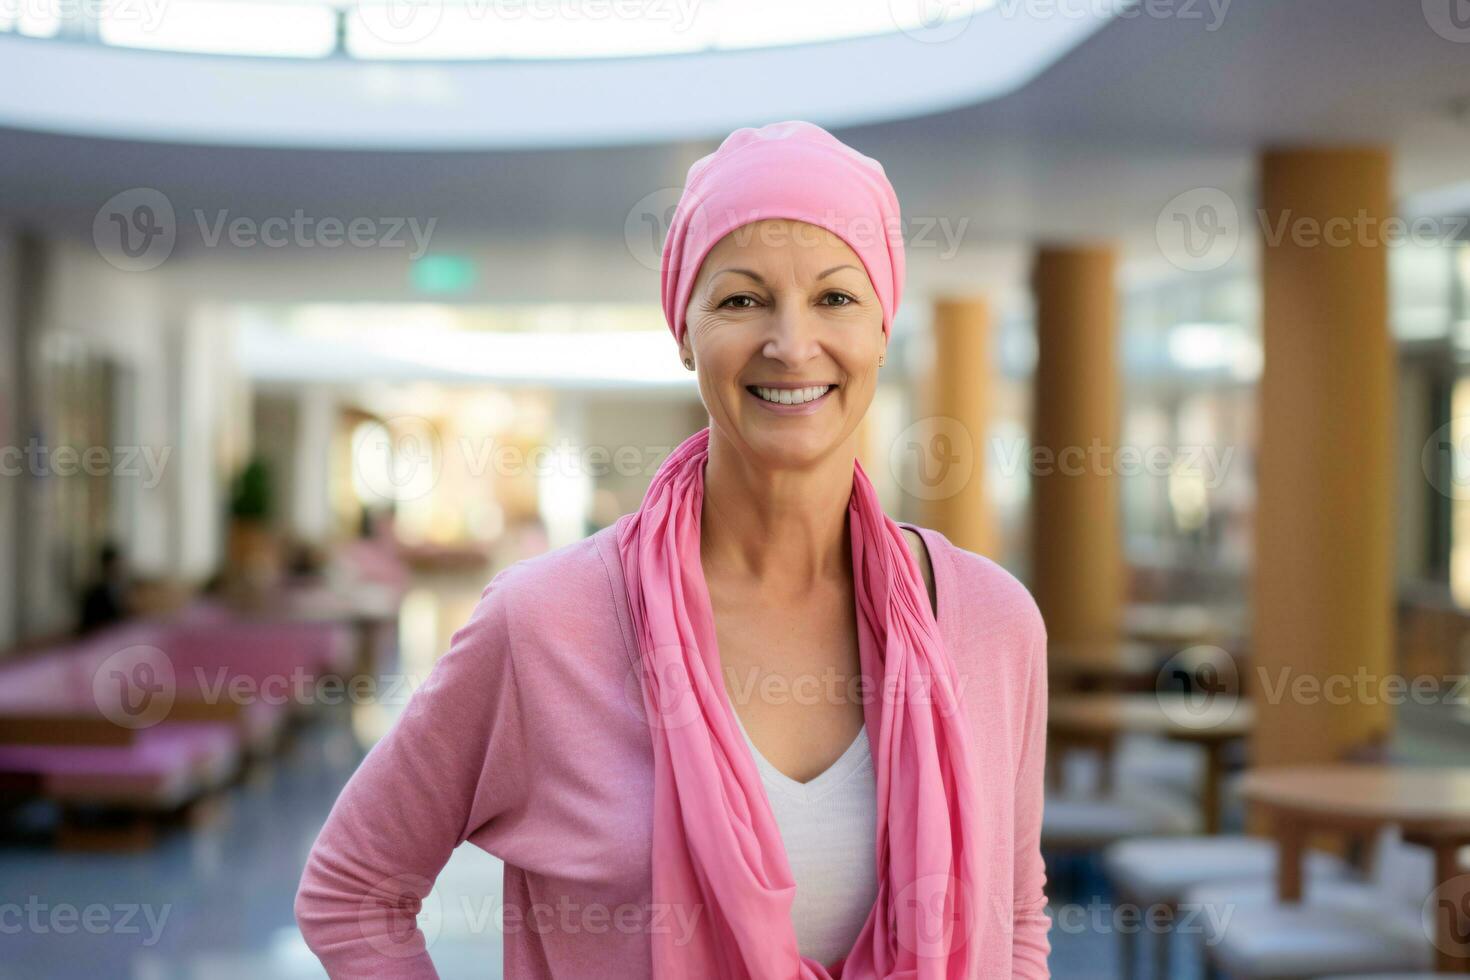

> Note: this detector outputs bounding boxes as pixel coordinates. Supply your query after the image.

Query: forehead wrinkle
[707,262,867,290]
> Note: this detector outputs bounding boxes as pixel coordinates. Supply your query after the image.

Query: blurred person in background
[76,540,131,634]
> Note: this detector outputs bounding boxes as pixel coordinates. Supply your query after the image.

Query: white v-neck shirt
[733,711,879,967]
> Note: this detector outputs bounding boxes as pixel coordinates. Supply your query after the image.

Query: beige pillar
[921,297,998,558]
[1252,148,1395,767]
[1031,246,1123,655]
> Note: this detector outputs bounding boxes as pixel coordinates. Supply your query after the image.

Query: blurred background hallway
[4,0,1470,976]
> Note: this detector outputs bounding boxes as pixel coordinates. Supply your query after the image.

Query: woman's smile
[745,382,838,415]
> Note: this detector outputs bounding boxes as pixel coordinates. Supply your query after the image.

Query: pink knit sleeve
[1011,600,1052,977]
[294,570,527,978]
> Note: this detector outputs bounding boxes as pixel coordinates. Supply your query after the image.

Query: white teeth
[752,385,832,405]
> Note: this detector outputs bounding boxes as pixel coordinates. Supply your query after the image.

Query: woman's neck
[699,426,857,591]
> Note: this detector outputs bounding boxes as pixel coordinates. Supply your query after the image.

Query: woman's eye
[823,292,855,307]
[719,295,757,309]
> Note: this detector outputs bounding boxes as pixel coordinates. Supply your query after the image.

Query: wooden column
[922,297,997,558]
[1031,246,1123,654]
[1252,148,1395,767]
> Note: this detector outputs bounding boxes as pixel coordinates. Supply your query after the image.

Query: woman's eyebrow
[711,267,767,286]
[710,264,862,286]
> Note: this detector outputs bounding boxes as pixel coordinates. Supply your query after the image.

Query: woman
[296,120,1051,979]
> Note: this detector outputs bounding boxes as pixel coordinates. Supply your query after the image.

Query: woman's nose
[760,302,823,367]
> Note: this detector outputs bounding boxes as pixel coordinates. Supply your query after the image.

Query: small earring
[682,357,694,370]
[878,353,886,367]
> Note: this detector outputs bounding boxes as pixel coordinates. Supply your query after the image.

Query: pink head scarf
[619,121,984,979]
[660,119,907,344]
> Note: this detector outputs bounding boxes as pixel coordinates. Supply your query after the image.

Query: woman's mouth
[745,384,836,415]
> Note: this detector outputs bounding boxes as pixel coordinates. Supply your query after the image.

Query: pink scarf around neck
[616,426,983,979]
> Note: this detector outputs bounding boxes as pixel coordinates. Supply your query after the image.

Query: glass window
[101,2,338,58]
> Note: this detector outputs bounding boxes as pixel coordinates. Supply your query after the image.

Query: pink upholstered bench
[0,721,239,808]
[160,619,355,710]
[0,612,354,846]
[0,623,171,718]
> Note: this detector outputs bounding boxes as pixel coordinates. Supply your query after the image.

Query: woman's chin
[736,422,847,471]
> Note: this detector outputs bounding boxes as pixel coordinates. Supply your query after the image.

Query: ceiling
[1,0,1467,306]
[0,2,1112,148]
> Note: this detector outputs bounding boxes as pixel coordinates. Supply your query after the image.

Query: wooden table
[1049,641,1168,692]
[1048,692,1254,833]
[1123,602,1246,648]
[1239,764,1470,972]
[1050,640,1246,696]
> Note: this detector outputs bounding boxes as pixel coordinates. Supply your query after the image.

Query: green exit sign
[411,254,476,295]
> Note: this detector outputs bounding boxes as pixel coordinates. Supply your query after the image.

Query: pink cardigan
[294,520,1051,978]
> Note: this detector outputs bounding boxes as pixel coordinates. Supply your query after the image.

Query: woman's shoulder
[453,524,631,660]
[902,522,1046,652]
[486,525,617,594]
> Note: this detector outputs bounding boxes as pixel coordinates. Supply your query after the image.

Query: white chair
[1062,732,1206,802]
[1103,835,1357,979]
[1042,787,1201,853]
[1190,826,1439,979]
[1046,732,1208,853]
[1197,903,1432,979]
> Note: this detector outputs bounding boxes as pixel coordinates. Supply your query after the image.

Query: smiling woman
[680,223,887,462]
[294,120,1051,980]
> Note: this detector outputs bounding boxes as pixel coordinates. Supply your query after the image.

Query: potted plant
[226,456,281,596]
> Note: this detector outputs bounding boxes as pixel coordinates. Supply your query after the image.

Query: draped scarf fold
[616,426,983,979]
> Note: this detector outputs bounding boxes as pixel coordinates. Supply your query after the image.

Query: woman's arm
[294,570,527,978]
[1011,604,1052,976]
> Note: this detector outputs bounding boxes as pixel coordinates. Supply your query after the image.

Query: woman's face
[680,219,886,470]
